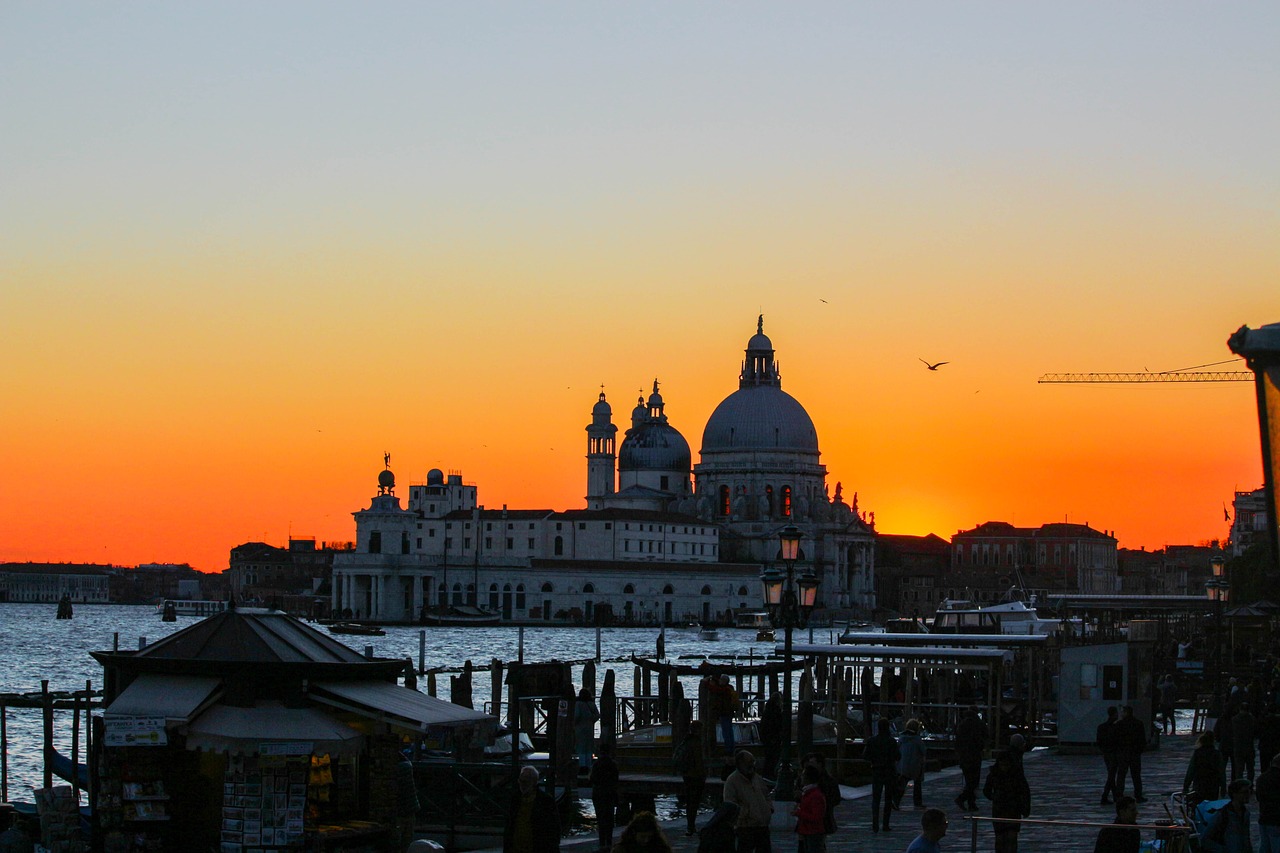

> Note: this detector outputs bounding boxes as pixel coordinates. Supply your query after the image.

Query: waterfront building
[331,320,878,623]
[0,562,112,603]
[1230,486,1269,556]
[227,538,353,612]
[950,520,1120,595]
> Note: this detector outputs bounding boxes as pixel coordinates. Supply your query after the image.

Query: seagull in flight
[920,359,949,371]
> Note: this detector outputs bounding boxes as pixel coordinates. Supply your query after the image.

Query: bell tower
[585,389,617,508]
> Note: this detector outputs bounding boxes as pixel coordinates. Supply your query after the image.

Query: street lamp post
[761,524,820,801]
[1205,555,1229,716]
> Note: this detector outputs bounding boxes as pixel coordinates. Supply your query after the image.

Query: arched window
[781,485,792,517]
[719,485,730,516]
[516,584,526,609]
[737,586,749,596]
[541,583,554,593]
[369,531,382,554]
[583,583,595,594]
[701,585,712,595]
[624,584,635,594]
[765,484,774,515]
[451,582,462,605]
[554,536,564,556]
[662,584,674,595]
[489,584,499,609]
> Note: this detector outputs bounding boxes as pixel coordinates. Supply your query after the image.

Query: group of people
[1096,705,1152,804]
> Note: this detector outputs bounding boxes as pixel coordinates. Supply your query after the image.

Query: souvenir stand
[91,606,491,852]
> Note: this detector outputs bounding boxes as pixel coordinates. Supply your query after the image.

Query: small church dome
[426,468,444,485]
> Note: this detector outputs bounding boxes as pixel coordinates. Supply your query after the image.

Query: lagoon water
[1,603,827,802]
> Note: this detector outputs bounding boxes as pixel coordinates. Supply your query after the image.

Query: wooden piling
[41,679,52,790]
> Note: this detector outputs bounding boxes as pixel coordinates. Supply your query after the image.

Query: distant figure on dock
[983,749,1031,853]
[576,688,601,772]
[1231,706,1257,782]
[590,742,621,852]
[1182,731,1226,806]
[953,707,987,812]
[865,718,901,833]
[674,721,708,836]
[1114,706,1147,803]
[1157,674,1178,735]
[1097,706,1121,805]
[896,718,927,809]
[503,766,560,853]
[710,675,739,755]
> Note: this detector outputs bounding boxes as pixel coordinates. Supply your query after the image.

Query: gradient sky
[2,3,1277,573]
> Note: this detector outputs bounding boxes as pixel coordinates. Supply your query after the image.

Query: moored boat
[419,605,501,626]
[326,621,387,636]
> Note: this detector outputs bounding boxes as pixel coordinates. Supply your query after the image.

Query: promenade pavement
[600,732,1199,853]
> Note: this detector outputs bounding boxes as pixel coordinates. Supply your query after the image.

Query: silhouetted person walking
[1114,706,1146,802]
[591,742,621,852]
[984,750,1030,853]
[865,718,901,833]
[1232,707,1257,782]
[1097,707,1121,805]
[1256,752,1280,853]
[954,707,987,812]
[1182,731,1226,806]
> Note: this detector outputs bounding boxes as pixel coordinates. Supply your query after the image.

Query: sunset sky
[3,3,1277,573]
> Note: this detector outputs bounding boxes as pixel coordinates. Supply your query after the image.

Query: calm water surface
[1,603,824,802]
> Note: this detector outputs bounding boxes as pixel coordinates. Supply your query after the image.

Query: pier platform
[539,731,1200,853]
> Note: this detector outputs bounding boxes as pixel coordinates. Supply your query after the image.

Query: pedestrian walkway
[643,733,1197,853]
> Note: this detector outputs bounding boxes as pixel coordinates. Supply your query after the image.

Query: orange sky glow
[2,5,1276,573]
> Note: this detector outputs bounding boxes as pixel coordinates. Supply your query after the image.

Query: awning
[105,674,222,722]
[309,681,494,733]
[184,702,363,756]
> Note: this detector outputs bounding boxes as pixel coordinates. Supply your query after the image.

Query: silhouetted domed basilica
[331,319,876,624]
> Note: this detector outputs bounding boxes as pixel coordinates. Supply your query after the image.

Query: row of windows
[431,580,752,597]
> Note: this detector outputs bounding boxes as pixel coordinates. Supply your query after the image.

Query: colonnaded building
[331,320,877,624]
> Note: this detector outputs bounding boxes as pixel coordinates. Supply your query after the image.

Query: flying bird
[819,298,828,304]
[920,359,949,371]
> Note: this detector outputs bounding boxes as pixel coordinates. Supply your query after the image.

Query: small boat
[932,598,1064,636]
[419,605,501,626]
[327,622,386,636]
[697,625,721,641]
[756,629,776,642]
[837,620,884,642]
[155,599,228,619]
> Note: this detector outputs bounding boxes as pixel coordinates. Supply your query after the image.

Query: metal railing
[960,815,1192,853]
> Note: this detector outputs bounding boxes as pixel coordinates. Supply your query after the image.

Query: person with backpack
[896,718,927,809]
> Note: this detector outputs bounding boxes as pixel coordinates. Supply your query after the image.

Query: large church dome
[702,386,818,452]
[699,317,820,454]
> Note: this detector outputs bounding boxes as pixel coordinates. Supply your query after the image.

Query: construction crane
[1038,359,1252,384]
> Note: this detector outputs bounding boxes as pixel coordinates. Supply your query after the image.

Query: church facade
[330,320,877,624]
